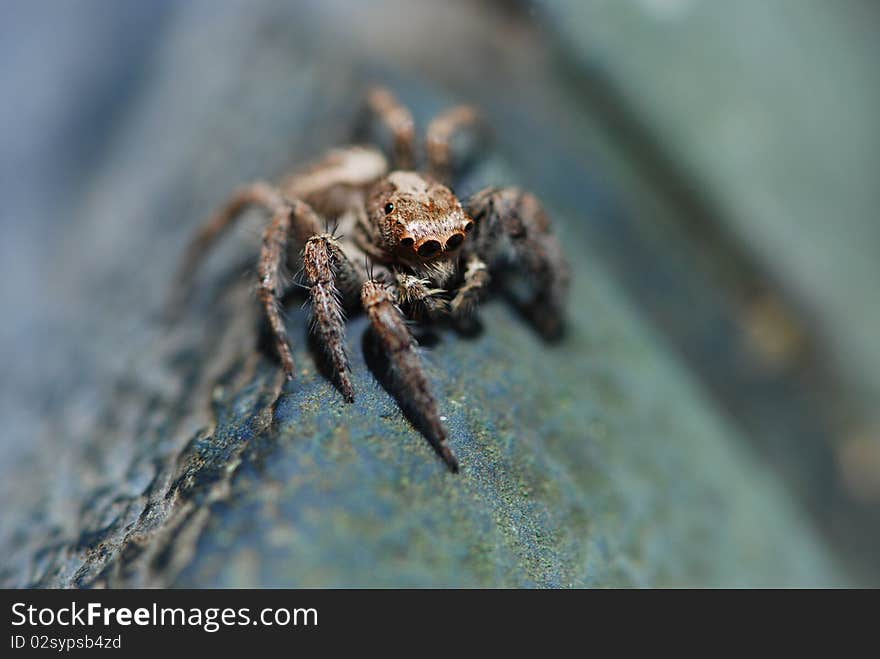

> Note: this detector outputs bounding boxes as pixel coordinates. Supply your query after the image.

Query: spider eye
[464,221,474,233]
[417,240,442,257]
[445,233,464,250]
[384,202,394,215]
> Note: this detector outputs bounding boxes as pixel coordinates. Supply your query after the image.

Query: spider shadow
[447,313,485,340]
[500,291,566,343]
[256,313,289,374]
[494,271,567,344]
[361,324,452,468]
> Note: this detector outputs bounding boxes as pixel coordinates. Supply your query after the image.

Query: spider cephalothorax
[360,171,473,292]
[175,87,570,472]
[369,173,470,256]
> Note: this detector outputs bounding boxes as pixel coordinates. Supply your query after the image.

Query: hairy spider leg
[361,278,459,472]
[465,187,570,337]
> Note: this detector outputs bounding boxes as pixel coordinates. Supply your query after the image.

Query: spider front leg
[361,279,459,472]
[300,232,360,402]
[257,197,322,380]
[256,192,358,396]
[467,187,571,338]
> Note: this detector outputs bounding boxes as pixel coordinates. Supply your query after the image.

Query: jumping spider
[175,87,570,472]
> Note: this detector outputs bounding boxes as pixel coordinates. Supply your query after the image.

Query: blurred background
[1,0,878,587]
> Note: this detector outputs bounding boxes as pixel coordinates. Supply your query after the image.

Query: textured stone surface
[0,0,865,587]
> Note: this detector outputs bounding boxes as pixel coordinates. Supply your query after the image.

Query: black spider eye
[445,233,464,250]
[417,240,442,257]
[384,203,394,214]
[464,221,474,233]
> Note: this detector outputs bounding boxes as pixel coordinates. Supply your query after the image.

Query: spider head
[367,172,474,265]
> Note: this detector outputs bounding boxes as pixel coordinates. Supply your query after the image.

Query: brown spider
[174,87,570,472]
